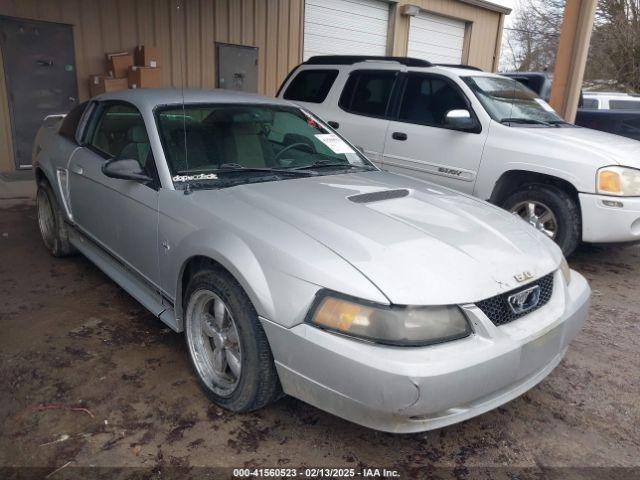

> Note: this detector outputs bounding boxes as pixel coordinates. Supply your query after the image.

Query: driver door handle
[392,132,407,141]
[70,164,83,175]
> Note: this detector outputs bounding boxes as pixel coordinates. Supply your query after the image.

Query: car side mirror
[102,158,152,183]
[444,109,476,131]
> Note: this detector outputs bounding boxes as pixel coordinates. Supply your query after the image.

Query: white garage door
[303,0,389,60]
[408,11,466,64]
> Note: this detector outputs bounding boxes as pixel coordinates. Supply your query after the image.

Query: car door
[331,69,399,167]
[68,101,161,285]
[382,72,489,194]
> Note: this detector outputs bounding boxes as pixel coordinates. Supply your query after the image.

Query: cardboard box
[106,52,133,78]
[128,66,162,89]
[135,45,161,68]
[89,76,129,97]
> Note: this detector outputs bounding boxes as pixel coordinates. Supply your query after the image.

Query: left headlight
[308,293,472,346]
[597,166,640,196]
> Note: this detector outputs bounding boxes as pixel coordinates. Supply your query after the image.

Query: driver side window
[399,74,468,127]
[90,103,150,169]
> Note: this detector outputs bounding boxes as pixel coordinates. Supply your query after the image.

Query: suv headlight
[597,166,640,196]
[308,292,471,346]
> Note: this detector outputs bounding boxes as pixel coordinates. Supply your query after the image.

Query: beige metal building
[0,0,510,173]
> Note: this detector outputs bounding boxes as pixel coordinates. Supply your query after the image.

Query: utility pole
[549,0,597,122]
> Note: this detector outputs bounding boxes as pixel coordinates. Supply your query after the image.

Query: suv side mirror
[444,109,476,131]
[102,158,152,183]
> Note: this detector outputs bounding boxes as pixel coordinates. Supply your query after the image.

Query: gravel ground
[0,203,638,479]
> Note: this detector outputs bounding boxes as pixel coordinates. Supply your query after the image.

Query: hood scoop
[348,189,409,204]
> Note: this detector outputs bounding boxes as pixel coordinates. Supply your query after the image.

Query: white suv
[582,92,640,110]
[277,56,640,255]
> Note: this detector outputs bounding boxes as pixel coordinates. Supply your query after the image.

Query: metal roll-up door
[408,11,466,64]
[303,0,390,60]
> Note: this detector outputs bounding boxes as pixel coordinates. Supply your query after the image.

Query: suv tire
[502,184,581,256]
[184,268,282,412]
[36,180,76,257]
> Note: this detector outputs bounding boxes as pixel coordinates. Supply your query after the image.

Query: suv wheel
[36,180,76,257]
[502,184,581,256]
[184,268,282,412]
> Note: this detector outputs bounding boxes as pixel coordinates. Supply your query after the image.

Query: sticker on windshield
[314,134,354,154]
[173,173,218,182]
[534,98,556,113]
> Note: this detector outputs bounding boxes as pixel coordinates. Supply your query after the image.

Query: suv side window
[283,69,339,103]
[610,99,640,110]
[582,98,599,109]
[339,70,398,117]
[399,73,469,127]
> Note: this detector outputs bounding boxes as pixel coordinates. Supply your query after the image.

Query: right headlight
[597,166,640,196]
[308,292,472,346]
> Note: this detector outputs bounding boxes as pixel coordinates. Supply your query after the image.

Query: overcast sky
[494,0,518,25]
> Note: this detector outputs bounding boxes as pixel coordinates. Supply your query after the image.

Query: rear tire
[502,184,581,256]
[36,180,76,257]
[184,268,282,412]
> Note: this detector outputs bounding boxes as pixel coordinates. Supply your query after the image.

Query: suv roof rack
[305,55,433,67]
[435,64,482,71]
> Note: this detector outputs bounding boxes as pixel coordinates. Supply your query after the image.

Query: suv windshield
[462,76,564,126]
[156,104,375,189]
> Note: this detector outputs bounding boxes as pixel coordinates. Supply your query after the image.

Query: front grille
[475,273,554,326]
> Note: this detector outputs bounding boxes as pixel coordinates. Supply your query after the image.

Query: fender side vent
[348,189,410,204]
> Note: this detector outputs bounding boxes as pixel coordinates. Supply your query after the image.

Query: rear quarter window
[283,69,339,103]
[58,102,88,142]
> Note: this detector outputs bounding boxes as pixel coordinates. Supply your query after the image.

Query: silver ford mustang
[33,89,591,433]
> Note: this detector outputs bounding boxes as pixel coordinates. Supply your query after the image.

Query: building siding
[0,0,504,172]
[392,0,503,71]
[0,0,304,171]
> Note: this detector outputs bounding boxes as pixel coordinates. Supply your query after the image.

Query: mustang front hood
[231,171,559,305]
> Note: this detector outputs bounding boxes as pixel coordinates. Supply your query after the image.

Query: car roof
[94,88,292,110]
[298,61,496,78]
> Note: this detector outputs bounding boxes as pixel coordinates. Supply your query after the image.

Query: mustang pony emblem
[507,285,541,315]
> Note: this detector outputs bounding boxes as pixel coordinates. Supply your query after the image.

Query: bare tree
[501,0,640,92]
[501,0,564,72]
[587,0,640,91]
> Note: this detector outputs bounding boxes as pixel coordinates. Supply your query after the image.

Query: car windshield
[156,103,375,189]
[462,75,564,126]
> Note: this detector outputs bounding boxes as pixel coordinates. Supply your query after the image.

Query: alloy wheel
[186,290,242,395]
[510,200,558,239]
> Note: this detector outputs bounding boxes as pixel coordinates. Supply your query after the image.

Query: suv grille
[475,273,554,326]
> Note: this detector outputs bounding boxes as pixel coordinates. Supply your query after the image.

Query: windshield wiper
[291,161,374,171]
[500,117,552,126]
[546,119,573,127]
[177,165,314,176]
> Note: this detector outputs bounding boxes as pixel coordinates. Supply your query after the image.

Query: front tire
[502,184,581,256]
[184,268,282,412]
[36,180,76,257]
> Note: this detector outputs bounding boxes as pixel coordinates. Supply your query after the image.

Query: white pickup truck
[278,56,640,255]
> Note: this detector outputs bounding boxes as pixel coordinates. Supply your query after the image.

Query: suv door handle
[70,164,83,175]
[328,120,339,129]
[392,132,407,141]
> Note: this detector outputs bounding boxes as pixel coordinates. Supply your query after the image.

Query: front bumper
[580,193,640,243]
[261,270,590,433]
